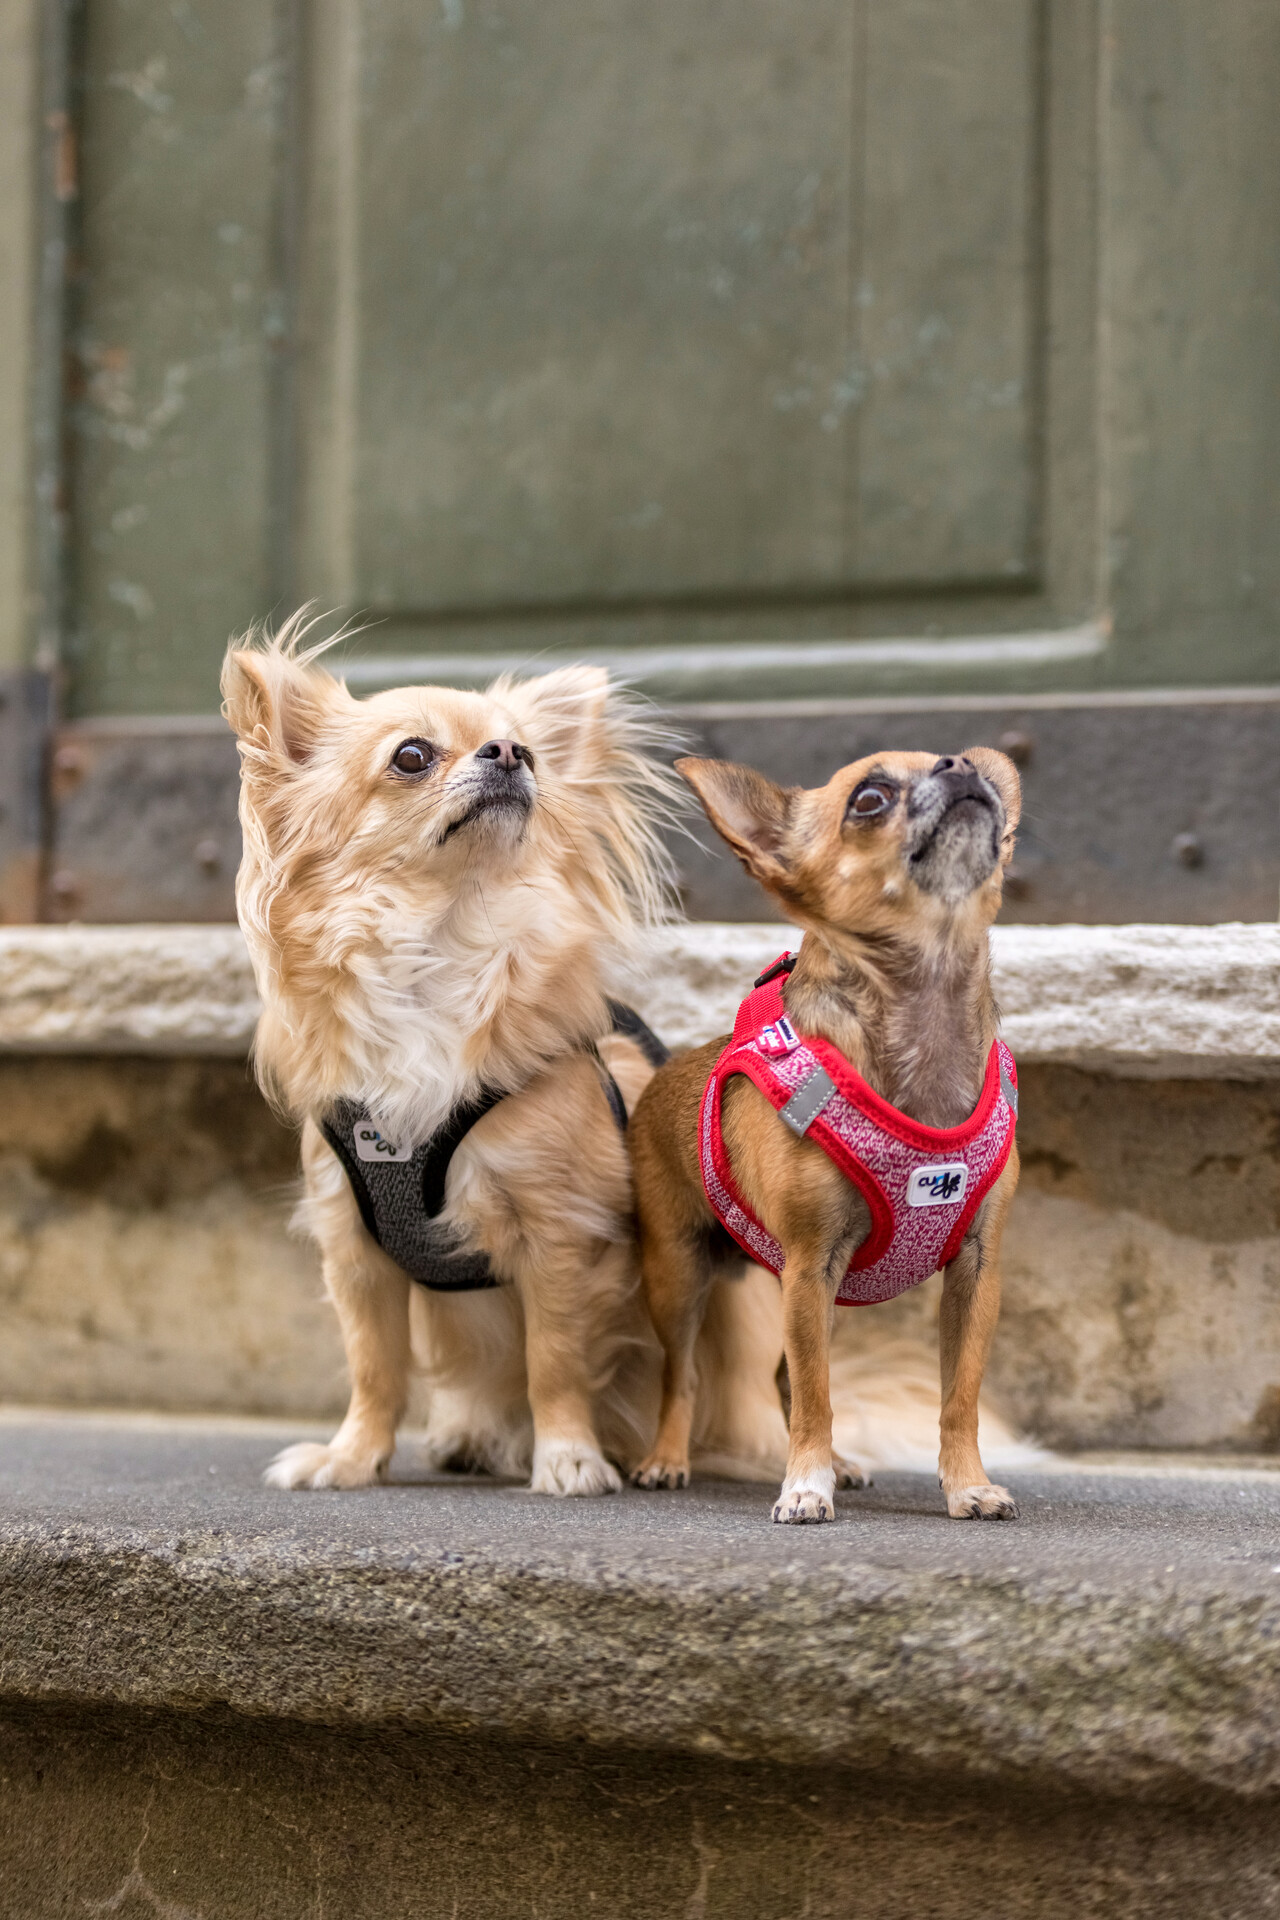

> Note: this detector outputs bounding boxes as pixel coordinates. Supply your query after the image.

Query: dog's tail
[826,1323,1048,1476]
[692,1263,1046,1482]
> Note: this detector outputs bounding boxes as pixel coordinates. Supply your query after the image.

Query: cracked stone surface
[2,1415,1279,1807]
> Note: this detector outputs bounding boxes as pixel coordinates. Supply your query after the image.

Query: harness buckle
[753,952,797,989]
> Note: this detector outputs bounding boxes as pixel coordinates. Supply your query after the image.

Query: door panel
[55,1,1279,723]
[856,0,1037,584]
[1103,0,1280,683]
[300,0,1039,618]
[26,1,1280,920]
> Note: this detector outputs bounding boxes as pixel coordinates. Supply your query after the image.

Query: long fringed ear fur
[675,756,796,891]
[961,746,1022,866]
[497,664,684,934]
[220,609,353,772]
[493,663,611,781]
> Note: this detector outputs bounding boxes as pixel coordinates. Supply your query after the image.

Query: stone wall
[0,1055,341,1417]
[1,923,1277,1448]
[869,1067,1280,1450]
[1,1053,1276,1448]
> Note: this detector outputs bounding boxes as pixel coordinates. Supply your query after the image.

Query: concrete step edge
[3,1426,1280,1806]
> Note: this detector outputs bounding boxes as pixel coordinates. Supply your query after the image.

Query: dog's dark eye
[391,739,435,776]
[849,783,893,817]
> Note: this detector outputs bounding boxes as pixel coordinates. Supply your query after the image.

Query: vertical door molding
[0,0,67,919]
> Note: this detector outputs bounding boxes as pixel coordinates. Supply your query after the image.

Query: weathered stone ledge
[1,920,1278,1077]
[0,925,257,1057]
[644,921,1280,1079]
[2,1418,1279,1807]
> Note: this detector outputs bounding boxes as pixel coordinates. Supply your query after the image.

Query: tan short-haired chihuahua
[629,747,1022,1524]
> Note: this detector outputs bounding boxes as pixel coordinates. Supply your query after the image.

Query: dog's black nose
[927,753,990,808]
[476,738,533,772]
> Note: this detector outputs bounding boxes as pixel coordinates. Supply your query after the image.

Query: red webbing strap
[731,954,791,1044]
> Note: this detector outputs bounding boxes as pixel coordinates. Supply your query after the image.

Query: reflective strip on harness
[698,954,1017,1306]
[778,1067,836,1136]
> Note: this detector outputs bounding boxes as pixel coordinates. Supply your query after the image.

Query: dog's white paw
[772,1469,836,1525]
[530,1438,622,1498]
[832,1450,873,1491]
[946,1481,1018,1521]
[264,1441,389,1491]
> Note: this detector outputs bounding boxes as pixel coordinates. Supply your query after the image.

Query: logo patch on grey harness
[352,1122,411,1163]
[906,1163,968,1207]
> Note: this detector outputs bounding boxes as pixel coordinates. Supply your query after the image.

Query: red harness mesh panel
[699,958,1017,1306]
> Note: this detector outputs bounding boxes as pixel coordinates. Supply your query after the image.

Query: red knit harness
[699,954,1018,1306]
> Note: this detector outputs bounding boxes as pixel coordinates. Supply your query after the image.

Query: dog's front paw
[832,1450,873,1491]
[632,1453,690,1491]
[946,1481,1018,1521]
[772,1471,836,1525]
[264,1441,389,1491]
[530,1438,622,1498]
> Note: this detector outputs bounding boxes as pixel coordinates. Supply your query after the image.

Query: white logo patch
[757,1016,800,1059]
[353,1122,411,1163]
[906,1163,968,1208]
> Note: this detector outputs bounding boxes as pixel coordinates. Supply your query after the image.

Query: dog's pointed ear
[221,643,344,768]
[676,757,796,888]
[962,746,1022,863]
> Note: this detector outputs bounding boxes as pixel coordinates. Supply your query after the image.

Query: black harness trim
[321,1002,669,1294]
[590,1048,631,1134]
[754,952,797,989]
[604,997,671,1069]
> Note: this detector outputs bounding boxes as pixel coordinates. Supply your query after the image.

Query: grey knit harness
[321,1001,668,1291]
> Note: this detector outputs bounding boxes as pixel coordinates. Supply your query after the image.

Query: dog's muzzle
[906,757,1003,896]
[438,753,535,843]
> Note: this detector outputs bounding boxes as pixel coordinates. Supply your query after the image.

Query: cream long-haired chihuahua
[220,618,792,1495]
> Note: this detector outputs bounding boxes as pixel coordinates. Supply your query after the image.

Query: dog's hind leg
[687,1263,789,1484]
[266,1123,412,1491]
[415,1286,533,1479]
[632,1219,717,1490]
[937,1156,1019,1521]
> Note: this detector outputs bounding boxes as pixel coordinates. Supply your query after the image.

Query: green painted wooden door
[66,0,1279,716]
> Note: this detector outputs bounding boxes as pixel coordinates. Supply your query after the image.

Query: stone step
[4,919,1280,1074]
[0,923,1277,1450]
[1,1412,1278,1917]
